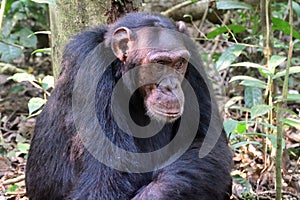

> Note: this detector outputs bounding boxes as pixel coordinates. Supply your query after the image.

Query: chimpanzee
[26,13,232,200]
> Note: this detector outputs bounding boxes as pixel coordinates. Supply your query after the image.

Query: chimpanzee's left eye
[174,58,186,71]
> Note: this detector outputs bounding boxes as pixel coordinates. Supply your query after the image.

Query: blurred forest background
[0,0,299,199]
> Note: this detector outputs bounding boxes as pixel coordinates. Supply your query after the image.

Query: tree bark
[50,0,141,78]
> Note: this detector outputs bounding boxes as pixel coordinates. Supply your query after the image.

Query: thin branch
[3,175,25,185]
[194,38,260,48]
[212,10,238,43]
[0,0,6,32]
[0,39,24,50]
[275,1,293,200]
[161,1,194,16]
[198,1,209,32]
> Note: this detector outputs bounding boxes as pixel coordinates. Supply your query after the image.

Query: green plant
[8,72,54,117]
[0,0,48,62]
[211,0,300,198]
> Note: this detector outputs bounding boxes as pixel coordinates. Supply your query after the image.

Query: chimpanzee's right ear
[111,27,135,62]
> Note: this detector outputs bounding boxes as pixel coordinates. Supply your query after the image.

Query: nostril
[166,86,172,92]
[159,86,173,95]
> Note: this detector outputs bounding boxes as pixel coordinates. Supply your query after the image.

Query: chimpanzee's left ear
[111,27,135,62]
[176,21,187,33]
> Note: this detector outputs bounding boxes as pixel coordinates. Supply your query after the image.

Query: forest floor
[0,51,299,200]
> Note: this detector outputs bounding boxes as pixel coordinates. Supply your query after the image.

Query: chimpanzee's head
[107,14,189,122]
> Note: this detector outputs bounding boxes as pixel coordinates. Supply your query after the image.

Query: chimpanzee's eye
[174,58,186,71]
[155,60,171,65]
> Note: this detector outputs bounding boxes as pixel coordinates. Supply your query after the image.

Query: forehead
[134,27,187,52]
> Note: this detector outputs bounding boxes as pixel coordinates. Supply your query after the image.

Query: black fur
[26,13,232,200]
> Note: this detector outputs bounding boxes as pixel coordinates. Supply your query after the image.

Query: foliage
[0,1,51,179]
[212,0,300,198]
[0,0,52,116]
[0,0,48,62]
[8,72,54,116]
[214,1,300,141]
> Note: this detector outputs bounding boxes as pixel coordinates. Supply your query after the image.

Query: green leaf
[240,80,266,89]
[41,75,54,90]
[8,184,19,192]
[229,75,266,87]
[1,19,14,37]
[229,105,251,113]
[287,94,300,102]
[250,104,273,119]
[230,141,261,149]
[183,14,193,21]
[30,0,56,4]
[242,192,255,199]
[231,62,271,76]
[232,174,253,193]
[224,96,244,108]
[217,1,252,10]
[282,118,300,129]
[28,31,51,38]
[28,110,42,118]
[293,1,300,17]
[12,85,26,93]
[17,142,30,153]
[277,94,300,102]
[6,149,16,159]
[273,17,300,39]
[216,44,246,71]
[284,109,300,118]
[8,73,35,82]
[273,66,300,79]
[244,87,263,108]
[16,28,37,48]
[224,119,239,135]
[236,122,247,134]
[3,0,14,15]
[244,132,268,137]
[206,25,246,39]
[231,62,265,70]
[32,48,51,54]
[28,97,47,115]
[268,55,286,74]
[0,43,22,62]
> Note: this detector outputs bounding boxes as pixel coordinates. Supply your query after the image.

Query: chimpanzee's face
[111,26,190,122]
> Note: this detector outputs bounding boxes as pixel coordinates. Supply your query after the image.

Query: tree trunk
[50,0,141,78]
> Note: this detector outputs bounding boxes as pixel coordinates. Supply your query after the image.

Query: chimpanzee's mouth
[149,106,182,121]
[155,109,181,118]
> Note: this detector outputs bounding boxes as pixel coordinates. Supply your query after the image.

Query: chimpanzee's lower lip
[153,108,181,118]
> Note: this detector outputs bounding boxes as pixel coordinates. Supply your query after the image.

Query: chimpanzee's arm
[132,139,232,200]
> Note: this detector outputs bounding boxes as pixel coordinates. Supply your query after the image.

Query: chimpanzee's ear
[111,27,135,62]
[176,21,187,33]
